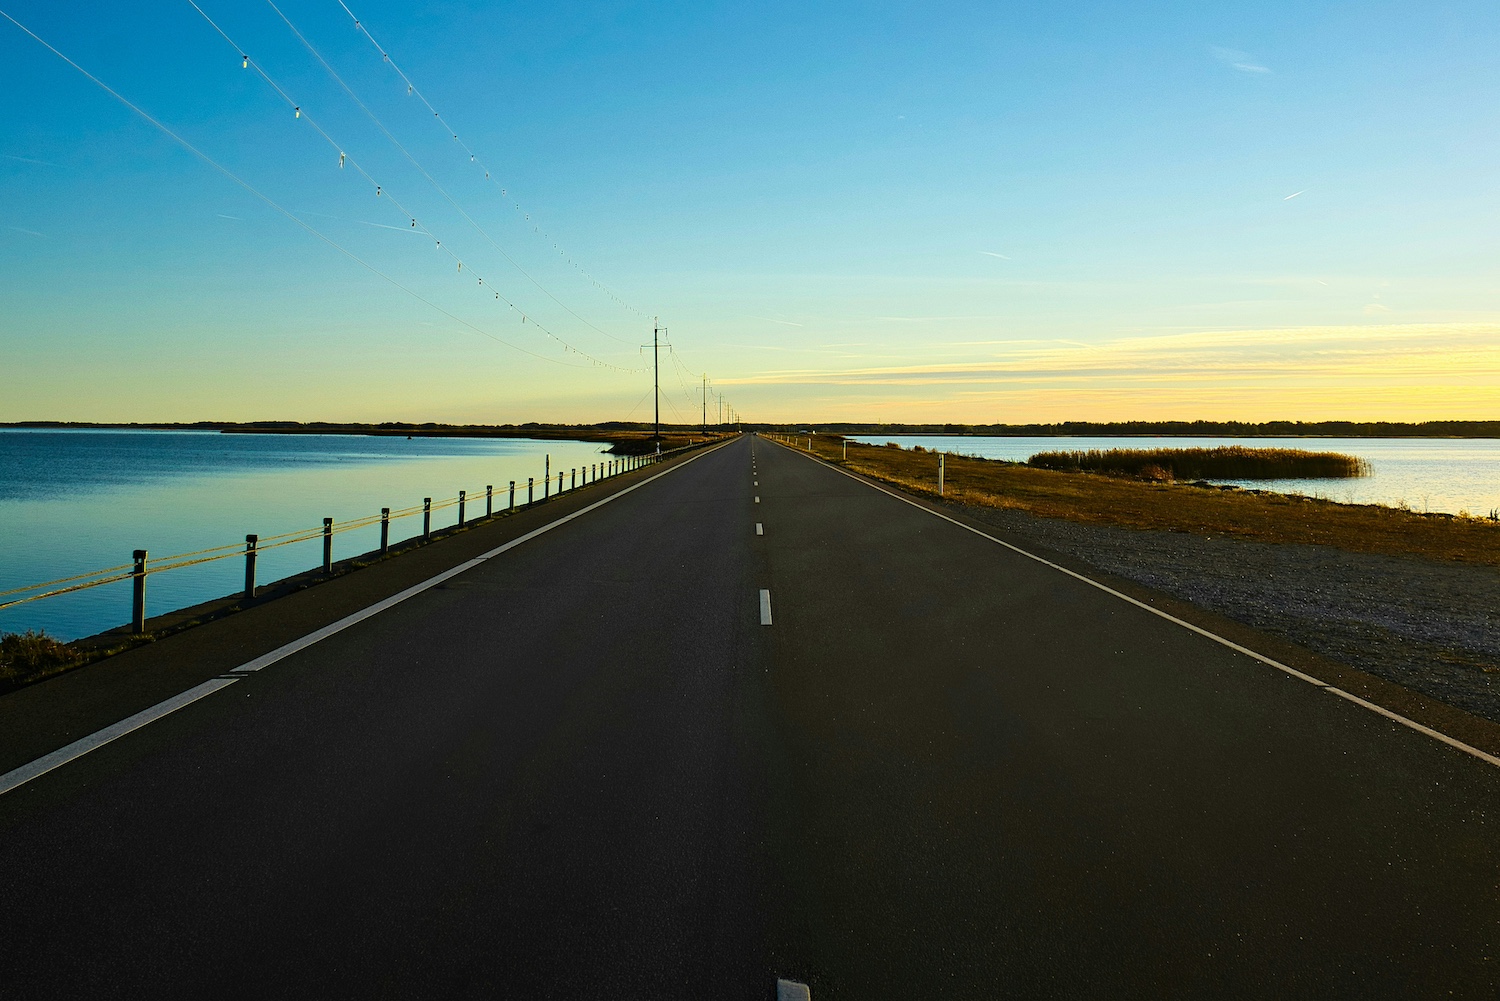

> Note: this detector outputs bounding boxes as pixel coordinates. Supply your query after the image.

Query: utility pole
[702,374,708,432]
[642,318,664,441]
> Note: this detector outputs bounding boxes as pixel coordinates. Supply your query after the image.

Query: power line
[185,0,642,373]
[259,0,638,351]
[0,3,592,368]
[333,0,646,323]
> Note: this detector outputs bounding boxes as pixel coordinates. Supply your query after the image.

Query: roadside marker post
[939,453,945,496]
[423,499,432,539]
[380,509,390,553]
[527,478,534,506]
[485,485,493,518]
[244,535,258,598]
[458,490,466,527]
[322,518,334,572]
[131,550,147,632]
[509,481,516,511]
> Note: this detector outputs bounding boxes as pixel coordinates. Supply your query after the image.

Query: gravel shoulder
[950,502,1500,723]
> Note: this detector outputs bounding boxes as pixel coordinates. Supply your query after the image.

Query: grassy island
[1027,446,1369,481]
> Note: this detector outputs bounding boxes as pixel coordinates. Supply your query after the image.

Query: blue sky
[2,0,1498,423]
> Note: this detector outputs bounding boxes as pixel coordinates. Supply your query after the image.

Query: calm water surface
[850,436,1500,518]
[0,430,613,640]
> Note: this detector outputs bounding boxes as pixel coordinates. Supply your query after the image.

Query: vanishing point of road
[1,434,1497,998]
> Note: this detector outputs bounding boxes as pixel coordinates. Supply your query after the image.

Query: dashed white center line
[759,589,773,625]
[755,523,764,535]
[754,496,760,503]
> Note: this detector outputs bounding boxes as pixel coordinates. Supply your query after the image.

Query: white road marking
[0,678,240,796]
[0,439,738,799]
[756,523,764,535]
[777,980,811,1001]
[760,589,773,625]
[774,439,1500,771]
[755,496,760,503]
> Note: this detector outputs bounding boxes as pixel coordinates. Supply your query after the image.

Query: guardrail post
[244,534,258,598]
[527,478,534,506]
[939,453,945,496]
[509,480,516,510]
[458,490,467,526]
[380,508,390,553]
[131,549,147,632]
[571,468,576,491]
[544,455,550,499]
[423,498,432,539]
[486,484,493,518]
[323,518,334,571]
[843,440,847,460]
[558,471,564,495]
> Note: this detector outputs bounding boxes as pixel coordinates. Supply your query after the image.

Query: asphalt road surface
[2,434,1498,999]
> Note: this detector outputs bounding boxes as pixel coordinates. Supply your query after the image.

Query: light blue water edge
[0,429,617,641]
[849,435,1500,520]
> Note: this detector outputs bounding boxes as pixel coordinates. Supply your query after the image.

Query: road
[2,434,1498,998]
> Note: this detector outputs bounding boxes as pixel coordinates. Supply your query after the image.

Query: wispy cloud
[1211,46,1271,74]
[216,213,243,221]
[7,226,44,237]
[978,251,1011,260]
[750,315,803,327]
[2,154,57,167]
[717,324,1500,400]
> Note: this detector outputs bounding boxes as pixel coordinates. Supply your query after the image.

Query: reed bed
[1027,446,1368,481]
[793,435,1500,567]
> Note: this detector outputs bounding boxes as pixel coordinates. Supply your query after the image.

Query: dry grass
[0,630,83,692]
[1029,445,1368,480]
[792,435,1500,567]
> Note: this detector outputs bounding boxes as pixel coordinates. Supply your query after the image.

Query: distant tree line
[777,420,1500,438]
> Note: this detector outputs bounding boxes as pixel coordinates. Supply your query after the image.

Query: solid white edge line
[773,437,1500,771]
[0,438,737,798]
[760,588,773,625]
[0,678,240,796]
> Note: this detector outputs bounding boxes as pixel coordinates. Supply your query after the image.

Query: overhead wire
[186,0,640,372]
[333,0,646,323]
[261,0,640,351]
[0,3,585,368]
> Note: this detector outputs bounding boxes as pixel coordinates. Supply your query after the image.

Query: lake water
[849,436,1500,519]
[0,430,613,641]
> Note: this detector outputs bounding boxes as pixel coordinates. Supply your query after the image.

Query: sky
[1,0,1498,425]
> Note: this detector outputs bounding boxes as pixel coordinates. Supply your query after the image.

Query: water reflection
[0,430,613,639]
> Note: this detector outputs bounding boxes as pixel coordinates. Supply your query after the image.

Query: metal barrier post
[423,498,432,539]
[458,490,467,526]
[544,455,550,499]
[527,478,534,506]
[486,484,493,518]
[571,469,576,491]
[558,471,563,495]
[244,534,258,598]
[509,481,516,510]
[380,508,390,553]
[939,453,945,496]
[131,549,147,632]
[323,518,334,572]
[843,440,847,460]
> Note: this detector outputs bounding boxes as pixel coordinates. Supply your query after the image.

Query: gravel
[951,503,1500,722]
